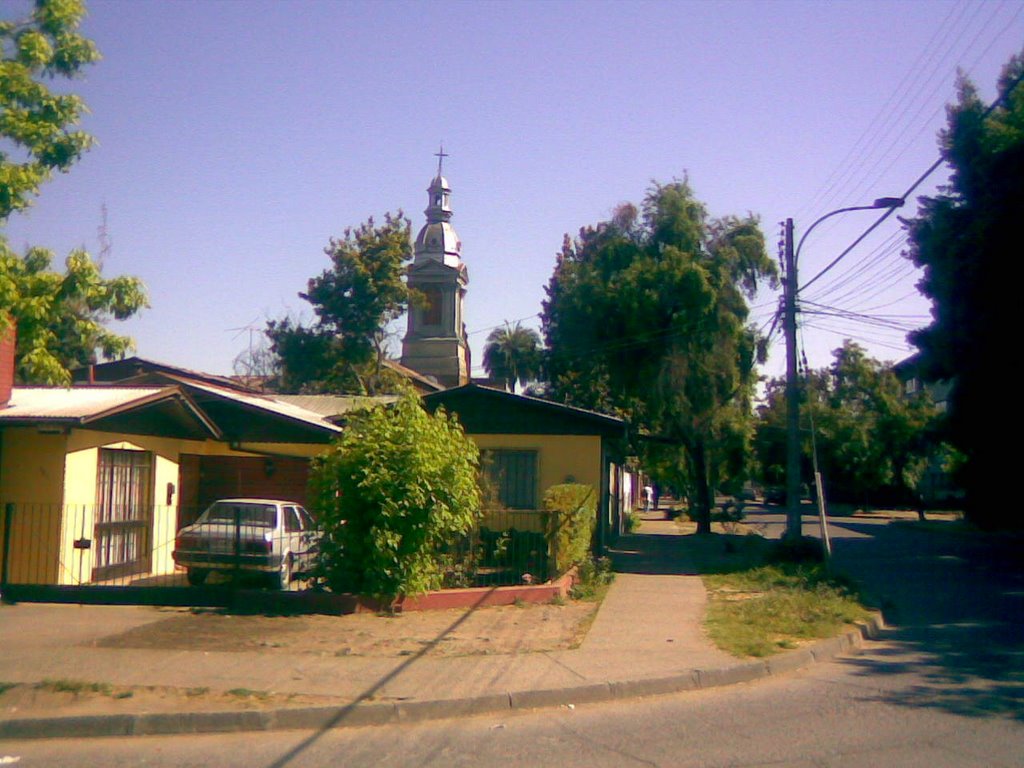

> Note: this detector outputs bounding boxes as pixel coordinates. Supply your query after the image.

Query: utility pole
[783,218,802,540]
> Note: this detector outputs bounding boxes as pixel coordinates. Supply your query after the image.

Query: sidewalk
[0,512,880,740]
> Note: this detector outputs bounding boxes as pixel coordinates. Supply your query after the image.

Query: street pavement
[0,508,893,740]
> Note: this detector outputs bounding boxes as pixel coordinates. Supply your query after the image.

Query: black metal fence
[440,508,551,588]
[0,502,555,603]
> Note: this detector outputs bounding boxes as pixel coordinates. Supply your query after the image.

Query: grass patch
[227,687,270,700]
[37,678,113,696]
[682,534,870,658]
[0,682,19,696]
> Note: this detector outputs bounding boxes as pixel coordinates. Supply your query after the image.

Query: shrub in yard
[308,393,481,601]
[543,483,597,576]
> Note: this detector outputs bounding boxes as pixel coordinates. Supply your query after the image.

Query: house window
[482,450,538,510]
[92,448,153,581]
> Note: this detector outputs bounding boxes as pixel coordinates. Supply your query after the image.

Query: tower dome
[413,152,462,268]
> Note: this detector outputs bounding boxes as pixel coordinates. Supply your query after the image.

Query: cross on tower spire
[435,144,448,176]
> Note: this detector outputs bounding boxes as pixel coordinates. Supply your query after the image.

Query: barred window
[93,448,153,577]
[482,450,538,510]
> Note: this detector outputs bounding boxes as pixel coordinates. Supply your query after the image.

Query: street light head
[872,197,905,209]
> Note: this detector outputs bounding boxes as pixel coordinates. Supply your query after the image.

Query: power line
[802,58,1024,295]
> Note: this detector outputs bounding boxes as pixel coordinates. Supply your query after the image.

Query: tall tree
[1,0,147,385]
[482,320,541,392]
[903,52,1024,528]
[266,212,413,394]
[542,181,776,533]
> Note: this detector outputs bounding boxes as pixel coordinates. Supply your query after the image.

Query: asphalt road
[5,512,1022,767]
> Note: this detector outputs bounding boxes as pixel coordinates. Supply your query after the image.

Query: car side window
[298,506,315,530]
[284,506,302,533]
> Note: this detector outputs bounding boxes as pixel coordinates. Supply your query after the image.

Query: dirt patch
[1,600,600,719]
[95,600,598,658]
[0,681,346,718]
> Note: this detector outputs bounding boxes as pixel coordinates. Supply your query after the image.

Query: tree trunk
[691,440,712,535]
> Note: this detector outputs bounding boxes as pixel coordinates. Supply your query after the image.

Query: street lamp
[795,198,905,263]
[782,196,904,542]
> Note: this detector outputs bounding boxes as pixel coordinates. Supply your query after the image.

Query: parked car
[172,499,319,589]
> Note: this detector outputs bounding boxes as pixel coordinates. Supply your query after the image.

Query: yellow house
[422,384,628,551]
[0,381,341,590]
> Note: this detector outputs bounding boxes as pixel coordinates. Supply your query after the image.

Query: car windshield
[202,502,277,527]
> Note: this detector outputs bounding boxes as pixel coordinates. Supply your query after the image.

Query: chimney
[0,317,16,407]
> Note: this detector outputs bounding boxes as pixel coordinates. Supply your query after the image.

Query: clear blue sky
[3,0,1021,381]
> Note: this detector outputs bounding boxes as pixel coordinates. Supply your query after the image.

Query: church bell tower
[400,148,470,388]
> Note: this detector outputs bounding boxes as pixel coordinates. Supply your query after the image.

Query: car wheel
[186,568,209,586]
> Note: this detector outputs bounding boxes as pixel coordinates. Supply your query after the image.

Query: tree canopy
[542,180,776,532]
[0,243,147,384]
[266,212,413,394]
[755,341,938,507]
[903,51,1024,528]
[482,320,541,393]
[0,0,100,221]
[1,0,147,385]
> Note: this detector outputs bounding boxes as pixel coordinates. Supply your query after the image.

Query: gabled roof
[71,357,257,393]
[423,384,626,438]
[0,386,221,441]
[134,374,343,443]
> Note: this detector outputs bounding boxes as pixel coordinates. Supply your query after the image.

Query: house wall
[468,433,602,504]
[0,428,68,584]
[61,433,184,583]
[1,427,330,586]
[469,433,603,534]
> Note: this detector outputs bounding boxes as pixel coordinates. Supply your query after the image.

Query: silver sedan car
[172,499,319,589]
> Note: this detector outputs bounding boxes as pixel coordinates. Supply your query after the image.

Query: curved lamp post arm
[794,198,905,265]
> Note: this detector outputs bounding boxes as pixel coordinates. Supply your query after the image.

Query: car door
[283,505,314,570]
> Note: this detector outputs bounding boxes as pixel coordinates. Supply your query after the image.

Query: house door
[91,448,153,582]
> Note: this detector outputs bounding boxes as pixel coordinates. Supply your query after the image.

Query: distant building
[893,354,952,414]
[400,151,471,388]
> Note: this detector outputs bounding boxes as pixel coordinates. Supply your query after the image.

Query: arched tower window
[422,286,443,326]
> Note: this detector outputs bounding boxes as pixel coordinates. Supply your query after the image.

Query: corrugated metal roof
[174,379,343,433]
[273,394,395,419]
[0,387,172,420]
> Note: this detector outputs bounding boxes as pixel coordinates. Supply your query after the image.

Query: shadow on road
[264,586,500,768]
[828,521,1024,721]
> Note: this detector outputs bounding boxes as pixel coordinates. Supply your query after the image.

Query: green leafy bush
[543,483,597,576]
[570,555,615,600]
[309,393,481,601]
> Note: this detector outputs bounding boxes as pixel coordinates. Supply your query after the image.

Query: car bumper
[172,551,283,572]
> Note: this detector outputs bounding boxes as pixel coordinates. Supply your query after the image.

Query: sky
[3,0,1022,383]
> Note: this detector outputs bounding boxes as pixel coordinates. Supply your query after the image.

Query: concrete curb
[0,613,885,741]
